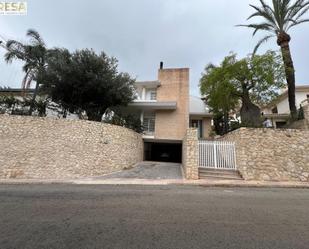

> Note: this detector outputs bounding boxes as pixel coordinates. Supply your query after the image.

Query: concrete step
[198,168,243,180]
[199,174,243,180]
[199,170,239,176]
[199,168,240,176]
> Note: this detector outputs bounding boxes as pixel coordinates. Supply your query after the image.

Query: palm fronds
[253,35,276,55]
[4,29,47,89]
[239,0,309,52]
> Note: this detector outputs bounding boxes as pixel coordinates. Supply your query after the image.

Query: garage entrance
[144,141,182,163]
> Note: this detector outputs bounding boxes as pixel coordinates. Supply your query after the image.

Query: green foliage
[239,0,309,54]
[239,0,309,119]
[200,61,239,116]
[200,51,285,131]
[34,99,47,117]
[104,107,143,133]
[0,96,18,109]
[0,96,47,117]
[4,29,48,90]
[230,119,241,131]
[200,51,285,106]
[248,51,286,106]
[298,106,305,120]
[4,29,49,115]
[42,49,136,122]
[212,113,230,136]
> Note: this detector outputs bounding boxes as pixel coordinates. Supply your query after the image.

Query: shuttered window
[143,113,155,133]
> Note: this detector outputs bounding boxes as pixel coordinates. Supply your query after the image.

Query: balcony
[135,80,161,88]
[131,83,177,110]
[129,101,177,110]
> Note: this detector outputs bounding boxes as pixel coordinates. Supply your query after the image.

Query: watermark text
[0,1,27,15]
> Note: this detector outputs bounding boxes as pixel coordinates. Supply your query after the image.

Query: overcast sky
[0,0,309,96]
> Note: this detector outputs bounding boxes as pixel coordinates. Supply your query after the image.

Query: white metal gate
[198,140,237,170]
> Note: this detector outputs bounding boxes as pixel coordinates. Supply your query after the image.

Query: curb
[0,180,74,185]
[0,179,309,189]
[195,183,309,189]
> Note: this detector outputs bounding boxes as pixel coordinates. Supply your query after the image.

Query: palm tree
[239,0,309,119]
[4,29,48,115]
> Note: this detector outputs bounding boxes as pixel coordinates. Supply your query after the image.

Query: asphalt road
[0,185,308,249]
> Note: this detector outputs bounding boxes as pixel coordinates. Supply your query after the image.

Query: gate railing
[198,140,237,170]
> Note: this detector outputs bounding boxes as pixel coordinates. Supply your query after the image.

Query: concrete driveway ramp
[98,162,183,180]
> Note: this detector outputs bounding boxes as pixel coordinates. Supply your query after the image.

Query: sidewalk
[1,178,309,189]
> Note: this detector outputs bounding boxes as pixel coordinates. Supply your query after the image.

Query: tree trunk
[29,81,39,116]
[240,90,261,127]
[87,109,103,122]
[278,33,297,120]
[223,111,229,134]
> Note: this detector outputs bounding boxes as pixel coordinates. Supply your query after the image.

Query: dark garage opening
[144,142,182,163]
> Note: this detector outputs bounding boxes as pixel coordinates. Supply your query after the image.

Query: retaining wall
[222,128,309,182]
[0,115,143,179]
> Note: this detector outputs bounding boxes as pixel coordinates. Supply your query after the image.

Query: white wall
[276,92,309,114]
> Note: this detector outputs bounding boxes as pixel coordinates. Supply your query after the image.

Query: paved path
[0,184,309,249]
[90,161,183,180]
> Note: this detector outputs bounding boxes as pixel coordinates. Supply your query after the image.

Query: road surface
[0,184,308,249]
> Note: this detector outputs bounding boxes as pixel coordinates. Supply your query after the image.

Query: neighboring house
[0,88,34,115]
[189,95,212,139]
[262,85,309,128]
[0,88,79,119]
[0,88,34,98]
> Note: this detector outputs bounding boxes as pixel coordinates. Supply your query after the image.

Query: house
[0,88,79,119]
[262,85,309,128]
[127,63,212,163]
[0,88,34,98]
[0,64,213,163]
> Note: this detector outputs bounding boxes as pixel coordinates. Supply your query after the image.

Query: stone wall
[288,119,309,130]
[0,115,143,179]
[305,103,309,121]
[222,128,309,182]
[182,128,198,180]
[287,104,309,130]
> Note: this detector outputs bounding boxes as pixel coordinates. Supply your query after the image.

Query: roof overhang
[190,112,213,118]
[134,81,161,88]
[128,101,177,110]
[264,85,309,109]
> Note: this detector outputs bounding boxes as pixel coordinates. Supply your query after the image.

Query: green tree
[200,51,285,129]
[4,29,48,115]
[239,0,309,119]
[104,107,143,133]
[200,63,238,134]
[42,49,136,121]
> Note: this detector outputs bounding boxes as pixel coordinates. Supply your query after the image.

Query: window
[150,90,157,100]
[276,122,287,128]
[143,113,155,134]
[272,107,278,114]
[145,89,157,100]
[190,120,203,138]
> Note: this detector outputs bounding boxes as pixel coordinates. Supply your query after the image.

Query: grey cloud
[0,0,308,95]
